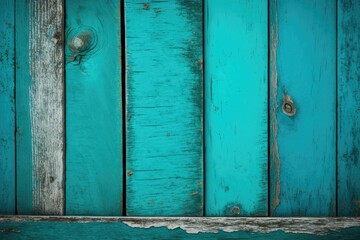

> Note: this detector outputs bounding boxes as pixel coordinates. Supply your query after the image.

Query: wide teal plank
[338,0,360,216]
[125,0,203,216]
[269,0,336,216]
[16,0,65,214]
[65,0,123,215]
[205,0,268,216]
[0,0,15,214]
[1,217,360,240]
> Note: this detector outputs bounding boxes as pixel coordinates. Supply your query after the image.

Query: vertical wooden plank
[125,0,203,216]
[270,0,336,216]
[338,0,360,216]
[16,0,65,214]
[65,0,123,215]
[16,0,32,214]
[0,0,15,214]
[204,0,268,216]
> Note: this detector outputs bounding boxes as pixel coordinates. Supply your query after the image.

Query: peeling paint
[270,0,281,214]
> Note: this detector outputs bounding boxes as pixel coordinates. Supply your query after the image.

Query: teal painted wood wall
[0,0,359,223]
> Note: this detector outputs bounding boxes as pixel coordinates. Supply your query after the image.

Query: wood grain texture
[270,0,336,216]
[338,0,360,216]
[0,0,15,214]
[125,0,203,216]
[65,0,123,216]
[16,0,65,215]
[205,0,268,216]
[1,216,360,239]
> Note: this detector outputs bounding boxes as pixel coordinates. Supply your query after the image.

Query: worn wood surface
[204,0,268,216]
[65,0,123,216]
[125,0,203,216]
[0,216,360,239]
[338,0,360,217]
[270,0,336,216]
[16,0,65,215]
[0,0,15,214]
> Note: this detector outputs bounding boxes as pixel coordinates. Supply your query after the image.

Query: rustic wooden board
[204,0,268,216]
[0,0,15,214]
[16,0,65,214]
[269,0,336,216]
[1,216,360,239]
[125,0,203,216]
[338,0,360,217]
[65,0,123,216]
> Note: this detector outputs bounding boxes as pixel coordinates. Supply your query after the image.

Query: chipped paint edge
[0,216,360,235]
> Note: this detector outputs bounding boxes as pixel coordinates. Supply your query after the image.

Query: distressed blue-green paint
[0,0,15,214]
[338,0,360,216]
[16,0,33,214]
[65,0,123,215]
[1,218,360,240]
[205,0,268,216]
[270,0,336,216]
[125,0,203,216]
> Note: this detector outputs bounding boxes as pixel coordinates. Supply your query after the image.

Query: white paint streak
[122,217,360,235]
[29,0,64,215]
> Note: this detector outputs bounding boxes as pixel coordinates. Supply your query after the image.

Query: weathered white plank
[16,0,65,214]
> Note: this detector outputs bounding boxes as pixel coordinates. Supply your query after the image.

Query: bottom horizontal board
[0,216,360,239]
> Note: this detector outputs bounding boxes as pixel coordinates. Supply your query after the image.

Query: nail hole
[143,3,150,10]
[52,32,61,45]
[231,206,240,215]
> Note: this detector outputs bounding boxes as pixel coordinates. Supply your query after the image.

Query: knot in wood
[282,94,296,117]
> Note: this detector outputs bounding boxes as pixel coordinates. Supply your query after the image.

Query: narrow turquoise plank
[16,0,65,214]
[338,0,360,216]
[66,0,123,215]
[0,0,15,214]
[270,0,336,216]
[15,0,32,214]
[205,0,268,216]
[125,0,203,216]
